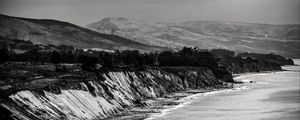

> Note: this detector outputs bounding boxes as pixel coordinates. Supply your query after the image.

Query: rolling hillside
[0,14,168,52]
[87,17,300,58]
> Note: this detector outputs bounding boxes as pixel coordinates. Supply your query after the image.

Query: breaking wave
[145,86,249,120]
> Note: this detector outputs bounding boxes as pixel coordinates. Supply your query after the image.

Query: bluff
[219,57,282,74]
[211,49,291,74]
[0,67,224,120]
[0,49,290,119]
[237,53,294,65]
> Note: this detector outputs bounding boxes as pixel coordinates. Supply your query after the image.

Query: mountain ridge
[0,14,299,57]
[87,17,300,58]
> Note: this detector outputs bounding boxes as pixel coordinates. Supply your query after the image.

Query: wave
[292,59,300,65]
[145,86,249,120]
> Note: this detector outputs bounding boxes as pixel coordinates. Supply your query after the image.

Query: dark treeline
[0,46,219,70]
[1,45,294,69]
[0,46,235,82]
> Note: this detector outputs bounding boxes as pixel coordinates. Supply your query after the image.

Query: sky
[0,0,299,26]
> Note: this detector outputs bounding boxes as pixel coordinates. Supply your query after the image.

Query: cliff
[237,53,294,65]
[220,57,282,74]
[0,67,223,120]
[160,67,224,88]
[0,51,288,119]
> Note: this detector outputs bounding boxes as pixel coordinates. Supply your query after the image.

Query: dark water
[150,65,300,120]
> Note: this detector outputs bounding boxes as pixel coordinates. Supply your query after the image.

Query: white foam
[292,59,300,65]
[234,72,274,83]
[146,86,249,120]
[256,82,270,84]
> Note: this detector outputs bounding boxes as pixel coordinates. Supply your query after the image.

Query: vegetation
[3,45,222,69]
[50,51,61,70]
[0,37,293,83]
[1,39,293,69]
[237,53,294,65]
[0,49,9,64]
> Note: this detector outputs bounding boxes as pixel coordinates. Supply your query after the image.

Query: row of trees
[5,43,287,72]
[158,47,218,69]
[1,46,226,70]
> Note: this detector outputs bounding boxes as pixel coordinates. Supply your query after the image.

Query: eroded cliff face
[1,67,222,120]
[160,67,223,88]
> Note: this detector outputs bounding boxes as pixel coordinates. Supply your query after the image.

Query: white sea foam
[293,59,300,65]
[233,72,274,83]
[145,86,249,120]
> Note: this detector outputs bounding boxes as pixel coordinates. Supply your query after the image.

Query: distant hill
[87,17,300,58]
[0,14,168,52]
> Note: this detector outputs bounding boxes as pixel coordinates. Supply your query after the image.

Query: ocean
[148,60,300,120]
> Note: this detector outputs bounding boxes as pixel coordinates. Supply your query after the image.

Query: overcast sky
[0,0,299,26]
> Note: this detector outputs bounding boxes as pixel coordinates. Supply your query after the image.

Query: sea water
[149,60,300,120]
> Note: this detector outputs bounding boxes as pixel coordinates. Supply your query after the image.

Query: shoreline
[104,84,248,120]
[105,69,292,120]
[233,65,299,83]
[1,63,294,120]
[232,70,282,77]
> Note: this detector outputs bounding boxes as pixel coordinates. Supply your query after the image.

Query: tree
[158,51,176,66]
[120,50,141,66]
[210,49,235,58]
[102,52,113,68]
[30,48,40,63]
[79,54,98,71]
[0,49,9,64]
[61,50,75,63]
[50,51,61,69]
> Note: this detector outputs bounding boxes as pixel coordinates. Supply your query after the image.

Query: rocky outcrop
[0,67,223,120]
[221,57,282,74]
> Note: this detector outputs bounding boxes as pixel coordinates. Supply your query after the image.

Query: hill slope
[0,14,167,52]
[87,17,300,58]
